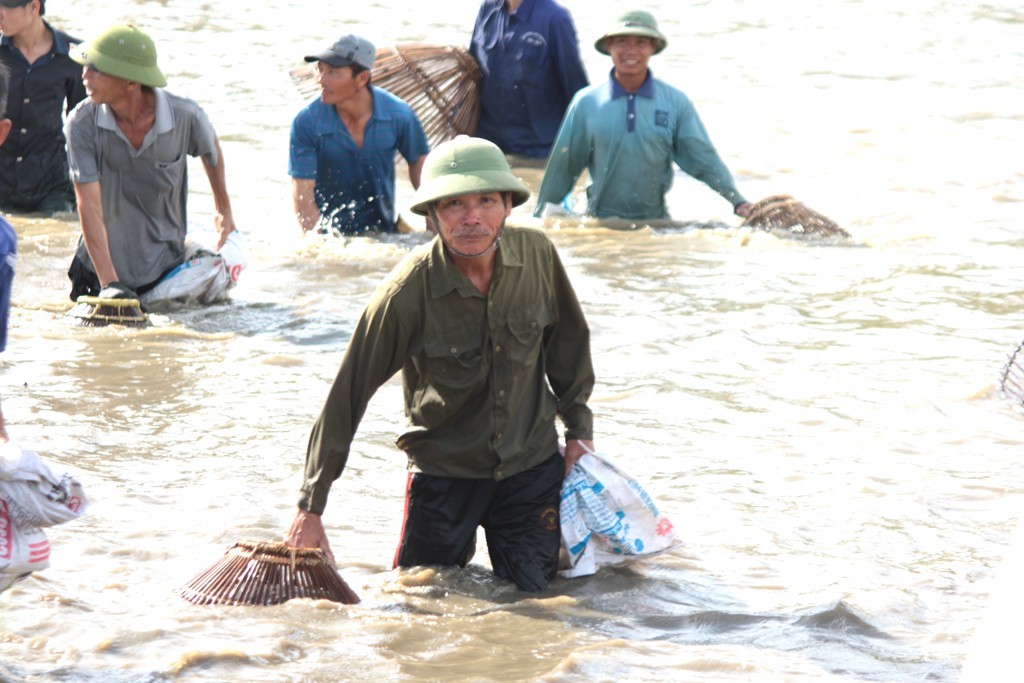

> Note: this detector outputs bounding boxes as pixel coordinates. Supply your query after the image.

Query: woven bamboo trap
[65,296,150,327]
[290,44,482,148]
[176,541,360,606]
[742,194,850,239]
[999,338,1024,406]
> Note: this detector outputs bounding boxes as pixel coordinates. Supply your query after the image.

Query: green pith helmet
[71,24,167,88]
[595,10,668,55]
[409,136,531,216]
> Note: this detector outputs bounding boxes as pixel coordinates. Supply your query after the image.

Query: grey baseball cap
[304,35,376,70]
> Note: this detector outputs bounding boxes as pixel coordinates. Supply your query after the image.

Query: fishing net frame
[64,296,150,328]
[742,194,850,239]
[176,541,360,607]
[1000,338,1024,406]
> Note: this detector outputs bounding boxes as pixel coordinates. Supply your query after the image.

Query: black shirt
[0,23,87,198]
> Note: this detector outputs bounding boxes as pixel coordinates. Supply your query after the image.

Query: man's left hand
[564,438,595,476]
[215,213,237,250]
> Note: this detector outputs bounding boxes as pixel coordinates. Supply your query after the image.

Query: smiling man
[534,9,753,222]
[289,34,429,235]
[287,136,595,592]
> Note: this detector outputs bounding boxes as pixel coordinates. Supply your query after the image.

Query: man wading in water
[287,136,596,591]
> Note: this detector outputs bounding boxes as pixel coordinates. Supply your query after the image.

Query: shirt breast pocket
[516,32,549,71]
[422,324,485,387]
[127,154,186,197]
[506,308,553,366]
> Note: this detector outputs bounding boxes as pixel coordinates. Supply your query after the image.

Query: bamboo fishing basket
[65,296,150,327]
[290,44,482,148]
[742,194,850,239]
[176,541,360,606]
[1000,338,1024,406]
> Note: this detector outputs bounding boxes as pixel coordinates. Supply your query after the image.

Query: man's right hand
[286,508,336,567]
[98,281,138,300]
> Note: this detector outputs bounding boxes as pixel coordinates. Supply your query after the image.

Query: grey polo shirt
[65,88,219,289]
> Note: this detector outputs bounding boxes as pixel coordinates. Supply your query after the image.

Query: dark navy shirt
[470,0,588,158]
[0,23,86,198]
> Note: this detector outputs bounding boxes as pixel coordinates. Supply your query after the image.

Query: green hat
[595,10,668,55]
[71,24,167,88]
[409,136,531,216]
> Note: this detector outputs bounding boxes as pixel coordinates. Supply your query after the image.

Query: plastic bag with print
[1,440,88,592]
[139,232,248,307]
[559,449,681,578]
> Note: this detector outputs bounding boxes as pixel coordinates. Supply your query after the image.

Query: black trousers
[393,452,563,592]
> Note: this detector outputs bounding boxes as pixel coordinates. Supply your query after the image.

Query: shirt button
[23,98,30,103]
[496,432,503,440]
[15,157,22,162]
[494,345,502,353]
[20,129,27,134]
[628,114,635,120]
[450,347,457,354]
[498,389,505,397]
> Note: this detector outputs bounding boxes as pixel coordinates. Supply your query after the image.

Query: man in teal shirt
[534,10,754,221]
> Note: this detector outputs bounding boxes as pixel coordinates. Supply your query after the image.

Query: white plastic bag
[140,241,231,306]
[217,230,248,285]
[0,440,88,591]
[559,450,681,578]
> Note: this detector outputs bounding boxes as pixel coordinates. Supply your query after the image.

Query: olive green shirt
[299,226,595,515]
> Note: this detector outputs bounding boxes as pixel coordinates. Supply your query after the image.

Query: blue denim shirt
[470,0,588,158]
[289,87,429,234]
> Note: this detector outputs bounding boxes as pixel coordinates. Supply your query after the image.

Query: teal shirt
[534,70,746,220]
[300,227,595,515]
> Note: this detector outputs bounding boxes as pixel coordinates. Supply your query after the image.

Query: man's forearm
[74,181,119,286]
[291,178,322,231]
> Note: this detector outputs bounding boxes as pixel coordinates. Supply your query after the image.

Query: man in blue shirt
[0,0,86,215]
[0,60,18,437]
[290,35,430,235]
[534,10,754,222]
[470,0,588,159]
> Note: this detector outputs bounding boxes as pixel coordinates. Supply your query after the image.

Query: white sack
[1,441,89,591]
[140,232,248,306]
[560,451,682,578]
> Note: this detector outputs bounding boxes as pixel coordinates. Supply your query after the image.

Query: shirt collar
[0,21,71,57]
[48,22,75,56]
[510,0,537,20]
[369,86,393,122]
[481,0,536,18]
[318,87,388,129]
[608,68,657,99]
[96,88,173,141]
[427,227,523,299]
